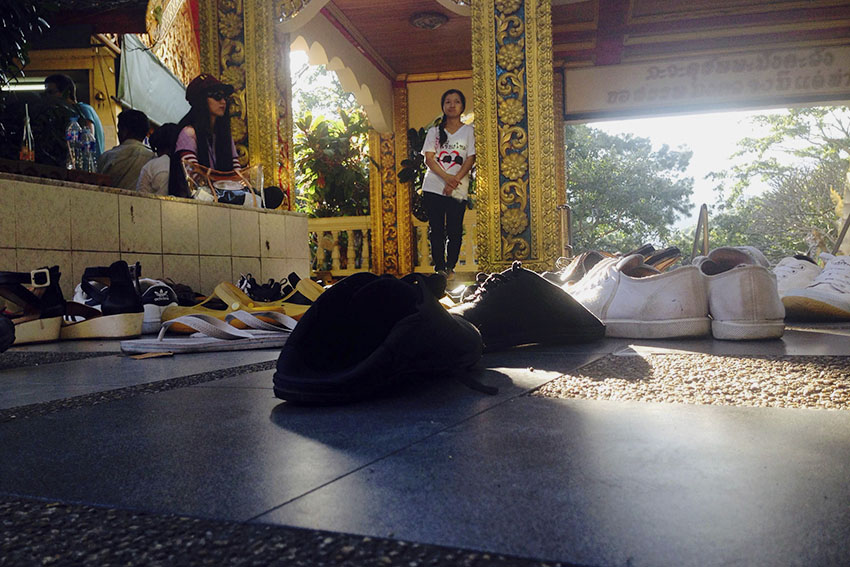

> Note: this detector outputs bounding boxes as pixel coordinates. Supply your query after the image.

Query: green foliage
[293,109,371,217]
[704,107,850,261]
[565,124,694,253]
[0,0,52,88]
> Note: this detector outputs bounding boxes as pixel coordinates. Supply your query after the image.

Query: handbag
[181,159,264,208]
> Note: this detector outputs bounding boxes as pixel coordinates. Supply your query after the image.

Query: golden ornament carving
[472,0,558,272]
[141,0,201,86]
[278,0,310,21]
[495,0,521,15]
[498,97,524,125]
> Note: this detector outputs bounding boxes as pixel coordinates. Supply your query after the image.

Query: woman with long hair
[420,88,476,279]
[169,74,240,197]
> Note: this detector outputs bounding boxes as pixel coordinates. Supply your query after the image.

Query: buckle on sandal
[30,268,50,288]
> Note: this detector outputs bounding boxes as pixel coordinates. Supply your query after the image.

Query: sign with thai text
[564,45,850,121]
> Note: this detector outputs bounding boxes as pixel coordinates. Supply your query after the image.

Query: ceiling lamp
[409,11,449,30]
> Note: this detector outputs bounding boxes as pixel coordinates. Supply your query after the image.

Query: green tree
[704,106,850,260]
[566,124,694,252]
[293,109,371,217]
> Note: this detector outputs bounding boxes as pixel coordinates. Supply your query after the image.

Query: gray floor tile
[0,350,279,409]
[256,396,850,567]
[0,357,581,523]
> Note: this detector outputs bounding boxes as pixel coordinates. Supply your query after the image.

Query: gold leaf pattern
[495,0,522,15]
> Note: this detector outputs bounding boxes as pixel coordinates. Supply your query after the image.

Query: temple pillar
[471,0,560,272]
[368,83,414,276]
[197,0,295,208]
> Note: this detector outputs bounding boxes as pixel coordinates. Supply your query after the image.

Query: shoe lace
[773,258,807,280]
[810,257,850,293]
[467,261,523,301]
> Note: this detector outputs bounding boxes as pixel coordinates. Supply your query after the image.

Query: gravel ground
[0,497,580,567]
[533,353,850,410]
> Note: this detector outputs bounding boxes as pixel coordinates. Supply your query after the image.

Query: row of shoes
[118,272,325,355]
[0,261,324,351]
[545,244,850,341]
[0,261,177,347]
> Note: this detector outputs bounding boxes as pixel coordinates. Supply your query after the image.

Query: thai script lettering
[603,47,850,107]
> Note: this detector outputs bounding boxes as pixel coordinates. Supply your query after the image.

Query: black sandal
[0,266,66,344]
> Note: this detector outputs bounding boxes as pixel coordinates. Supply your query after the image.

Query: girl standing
[420,89,476,279]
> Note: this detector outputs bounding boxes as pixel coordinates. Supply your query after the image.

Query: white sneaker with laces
[565,254,710,338]
[696,247,785,340]
[139,278,178,334]
[781,255,850,320]
[773,255,822,297]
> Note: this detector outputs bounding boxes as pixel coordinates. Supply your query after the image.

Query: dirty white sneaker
[696,247,784,340]
[773,255,822,297]
[565,254,710,338]
[139,278,178,334]
[781,255,850,320]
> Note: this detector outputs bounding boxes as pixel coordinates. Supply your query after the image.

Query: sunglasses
[207,91,229,101]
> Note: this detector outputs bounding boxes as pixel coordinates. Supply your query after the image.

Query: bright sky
[588,109,781,229]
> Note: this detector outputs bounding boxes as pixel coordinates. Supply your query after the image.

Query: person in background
[44,73,105,156]
[169,73,240,197]
[136,123,180,196]
[420,88,476,280]
[97,109,153,190]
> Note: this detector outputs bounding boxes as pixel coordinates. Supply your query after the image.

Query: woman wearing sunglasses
[169,74,241,197]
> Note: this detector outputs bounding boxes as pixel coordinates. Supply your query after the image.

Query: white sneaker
[696,247,785,340]
[139,278,178,334]
[781,255,850,320]
[773,255,822,297]
[565,254,710,338]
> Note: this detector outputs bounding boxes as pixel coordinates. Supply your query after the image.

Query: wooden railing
[308,210,478,279]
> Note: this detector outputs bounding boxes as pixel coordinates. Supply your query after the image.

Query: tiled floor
[2,328,849,566]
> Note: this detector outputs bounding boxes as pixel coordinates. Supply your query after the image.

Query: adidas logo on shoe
[140,279,178,334]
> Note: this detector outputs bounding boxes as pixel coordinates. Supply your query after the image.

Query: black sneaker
[273,272,483,404]
[449,261,605,352]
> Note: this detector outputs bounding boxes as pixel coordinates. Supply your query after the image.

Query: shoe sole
[711,319,785,340]
[60,312,144,340]
[782,296,850,321]
[604,317,710,339]
[274,344,484,404]
[12,316,62,345]
[142,303,177,334]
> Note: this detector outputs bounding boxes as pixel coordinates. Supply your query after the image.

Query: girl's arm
[442,154,475,196]
[424,151,453,184]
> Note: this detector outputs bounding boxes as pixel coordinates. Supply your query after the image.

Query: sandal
[0,266,66,344]
[120,310,297,354]
[60,260,144,339]
[161,276,321,334]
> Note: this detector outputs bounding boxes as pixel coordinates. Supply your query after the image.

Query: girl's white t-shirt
[420,123,475,201]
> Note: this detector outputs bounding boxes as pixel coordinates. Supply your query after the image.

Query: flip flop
[120,310,297,354]
[161,279,318,334]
